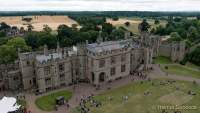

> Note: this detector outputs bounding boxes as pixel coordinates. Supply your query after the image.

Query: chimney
[56,42,61,53]
[44,45,48,56]
[97,31,103,44]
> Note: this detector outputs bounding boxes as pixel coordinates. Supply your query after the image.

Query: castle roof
[87,40,131,53]
[36,53,62,63]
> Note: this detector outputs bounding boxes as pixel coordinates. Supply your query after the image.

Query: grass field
[186,62,200,70]
[153,56,172,64]
[72,79,200,113]
[107,17,167,34]
[0,15,79,31]
[161,64,200,79]
[35,90,72,111]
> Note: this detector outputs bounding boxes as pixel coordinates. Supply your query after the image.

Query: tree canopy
[0,37,31,64]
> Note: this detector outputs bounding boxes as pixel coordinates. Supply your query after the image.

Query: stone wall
[158,41,186,62]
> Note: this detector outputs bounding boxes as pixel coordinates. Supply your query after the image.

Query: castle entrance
[99,72,106,82]
[91,72,95,83]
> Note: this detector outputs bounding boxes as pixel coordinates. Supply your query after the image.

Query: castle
[0,32,186,93]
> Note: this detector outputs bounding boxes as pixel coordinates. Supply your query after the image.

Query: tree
[57,24,74,39]
[0,22,10,30]
[150,28,156,34]
[0,45,16,64]
[6,37,31,52]
[19,27,25,33]
[168,32,182,42]
[138,19,151,32]
[0,37,31,64]
[25,32,40,50]
[43,25,52,33]
[124,22,130,27]
[38,32,57,49]
[11,26,18,30]
[0,31,6,37]
[22,17,32,22]
[110,28,125,40]
[27,24,34,32]
[102,23,114,34]
[72,24,78,30]
[154,19,160,25]
[187,46,200,66]
[60,37,73,47]
[112,17,119,21]
[187,26,199,41]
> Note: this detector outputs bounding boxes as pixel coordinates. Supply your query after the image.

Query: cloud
[0,0,200,11]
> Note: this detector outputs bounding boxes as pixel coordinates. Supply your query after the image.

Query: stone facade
[158,39,186,62]
[0,33,186,93]
[0,61,22,91]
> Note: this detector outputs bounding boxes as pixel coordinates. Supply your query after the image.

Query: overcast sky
[0,0,200,11]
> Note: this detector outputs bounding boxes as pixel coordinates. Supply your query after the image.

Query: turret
[96,31,103,44]
[143,47,150,70]
[56,42,61,53]
[44,45,48,56]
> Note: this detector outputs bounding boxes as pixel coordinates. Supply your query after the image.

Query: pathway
[149,64,200,84]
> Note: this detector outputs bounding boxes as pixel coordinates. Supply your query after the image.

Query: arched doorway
[91,72,95,83]
[99,72,106,82]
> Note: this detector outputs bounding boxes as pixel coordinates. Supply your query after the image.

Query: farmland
[0,15,79,31]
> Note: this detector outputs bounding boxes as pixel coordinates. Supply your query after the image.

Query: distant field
[0,15,79,31]
[107,17,167,34]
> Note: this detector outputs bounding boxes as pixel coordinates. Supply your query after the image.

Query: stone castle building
[0,32,186,93]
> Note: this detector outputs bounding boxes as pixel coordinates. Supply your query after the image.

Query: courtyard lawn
[72,79,200,113]
[153,56,172,64]
[35,90,72,111]
[161,64,200,79]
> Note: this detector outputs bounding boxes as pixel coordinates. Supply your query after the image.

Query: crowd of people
[130,71,148,80]
[78,94,102,113]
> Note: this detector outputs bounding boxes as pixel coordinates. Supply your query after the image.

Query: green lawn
[154,56,172,64]
[186,62,200,70]
[161,64,200,79]
[35,90,72,111]
[72,79,200,113]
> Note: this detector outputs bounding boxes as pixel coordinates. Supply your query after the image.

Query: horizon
[0,0,200,12]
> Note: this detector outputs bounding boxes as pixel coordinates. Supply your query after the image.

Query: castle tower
[143,48,150,70]
[178,41,186,61]
[96,31,103,44]
[76,42,88,80]
[140,32,150,46]
[56,42,61,54]
[44,45,48,56]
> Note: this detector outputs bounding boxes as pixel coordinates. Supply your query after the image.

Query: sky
[0,0,200,11]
